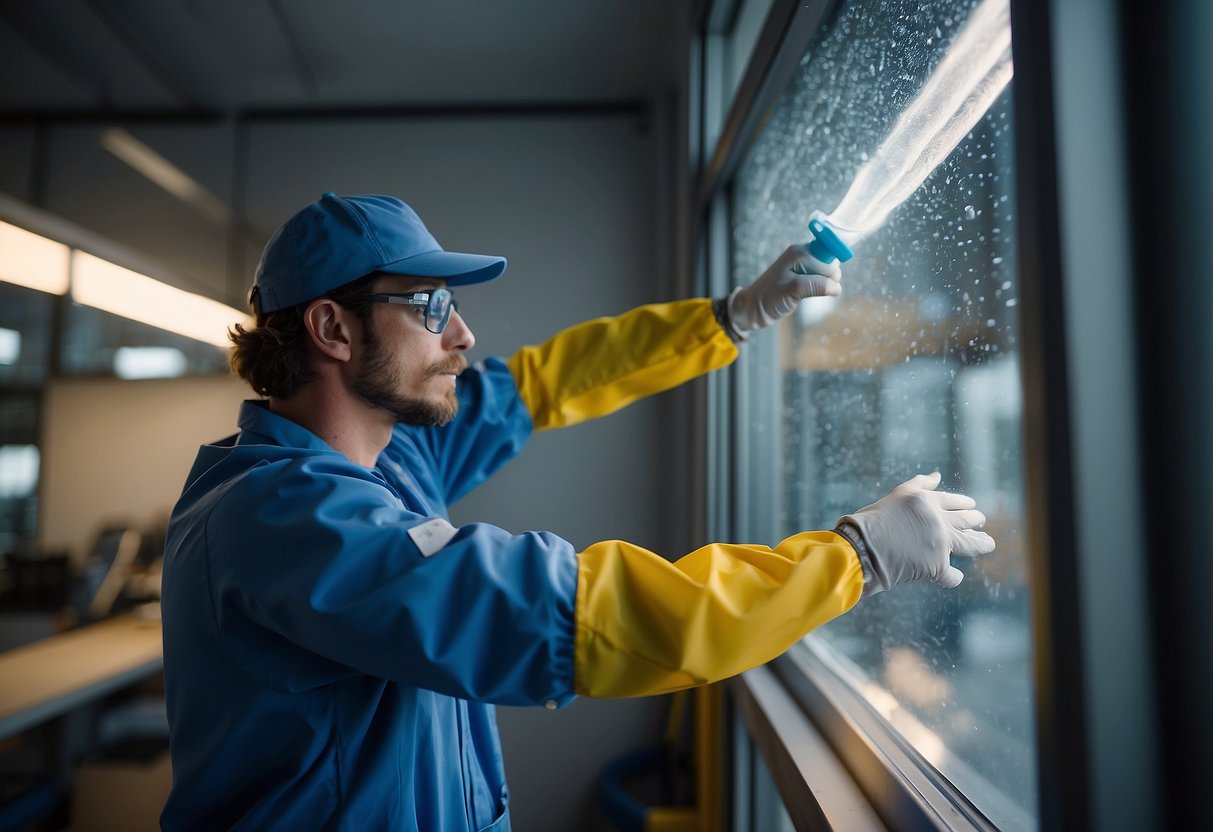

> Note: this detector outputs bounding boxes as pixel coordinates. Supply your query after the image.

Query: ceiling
[0,1,690,310]
[0,0,685,118]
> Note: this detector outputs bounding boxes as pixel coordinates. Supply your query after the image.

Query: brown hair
[229,274,380,398]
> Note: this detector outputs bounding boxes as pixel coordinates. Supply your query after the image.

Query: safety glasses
[365,288,459,334]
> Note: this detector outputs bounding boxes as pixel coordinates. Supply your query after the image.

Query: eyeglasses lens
[426,289,453,334]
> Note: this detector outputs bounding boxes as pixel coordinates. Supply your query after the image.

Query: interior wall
[15,111,680,830]
[242,116,668,549]
[0,128,35,199]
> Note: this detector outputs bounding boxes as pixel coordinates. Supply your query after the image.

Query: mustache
[428,357,467,377]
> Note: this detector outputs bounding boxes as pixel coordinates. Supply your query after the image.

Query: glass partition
[0,227,233,554]
[702,0,779,163]
[60,303,230,378]
[0,283,54,387]
[0,393,41,555]
[0,284,52,554]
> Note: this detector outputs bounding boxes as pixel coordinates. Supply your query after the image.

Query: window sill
[732,639,1023,831]
[730,664,886,830]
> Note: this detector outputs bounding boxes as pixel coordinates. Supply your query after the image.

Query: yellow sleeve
[506,298,738,431]
[574,531,864,698]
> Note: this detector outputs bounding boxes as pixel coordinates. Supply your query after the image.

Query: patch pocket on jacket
[477,785,510,832]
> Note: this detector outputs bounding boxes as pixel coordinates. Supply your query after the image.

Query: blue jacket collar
[236,400,337,454]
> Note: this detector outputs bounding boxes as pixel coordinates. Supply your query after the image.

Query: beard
[352,338,464,427]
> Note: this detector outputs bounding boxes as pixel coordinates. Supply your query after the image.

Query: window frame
[693,0,1165,828]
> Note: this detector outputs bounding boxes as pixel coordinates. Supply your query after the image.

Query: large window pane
[730,0,1033,825]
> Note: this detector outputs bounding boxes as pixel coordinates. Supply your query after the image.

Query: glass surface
[751,744,796,832]
[703,0,778,160]
[368,289,457,334]
[0,283,54,387]
[0,284,50,554]
[0,394,40,554]
[726,0,777,103]
[732,712,797,832]
[730,0,1034,825]
[60,301,229,377]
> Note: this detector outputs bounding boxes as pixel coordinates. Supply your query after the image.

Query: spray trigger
[806,218,855,264]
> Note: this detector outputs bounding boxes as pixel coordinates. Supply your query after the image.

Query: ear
[302,299,358,363]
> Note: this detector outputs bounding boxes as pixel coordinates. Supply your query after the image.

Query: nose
[442,309,475,352]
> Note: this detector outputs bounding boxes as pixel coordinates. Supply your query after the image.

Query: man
[160,193,994,830]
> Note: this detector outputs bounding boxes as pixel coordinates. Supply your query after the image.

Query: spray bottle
[806,212,856,266]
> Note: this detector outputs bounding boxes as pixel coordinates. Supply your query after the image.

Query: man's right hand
[836,472,995,597]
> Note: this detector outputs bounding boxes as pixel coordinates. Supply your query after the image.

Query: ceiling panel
[0,0,182,111]
[100,0,311,109]
[0,0,682,117]
[0,8,102,110]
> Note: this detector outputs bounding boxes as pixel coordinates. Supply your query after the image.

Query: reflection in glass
[0,445,38,499]
[704,0,779,159]
[0,283,53,386]
[725,0,777,105]
[731,0,1033,825]
[0,328,19,366]
[61,302,229,377]
[0,395,40,554]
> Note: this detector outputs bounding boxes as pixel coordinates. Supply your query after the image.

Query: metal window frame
[695,0,1176,829]
[694,0,841,224]
[732,664,887,831]
[1121,0,1213,823]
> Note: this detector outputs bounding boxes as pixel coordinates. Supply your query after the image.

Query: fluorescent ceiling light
[100,128,231,226]
[0,220,70,294]
[71,251,249,348]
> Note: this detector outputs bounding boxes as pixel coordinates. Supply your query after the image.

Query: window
[59,302,229,378]
[0,283,51,554]
[0,394,41,555]
[0,282,53,387]
[700,0,779,160]
[728,0,1033,825]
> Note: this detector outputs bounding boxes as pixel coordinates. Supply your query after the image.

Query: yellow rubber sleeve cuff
[506,298,738,431]
[574,531,864,698]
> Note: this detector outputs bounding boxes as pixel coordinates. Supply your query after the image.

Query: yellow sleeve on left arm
[574,531,864,698]
[506,298,738,431]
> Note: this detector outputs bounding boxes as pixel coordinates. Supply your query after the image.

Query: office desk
[0,612,163,741]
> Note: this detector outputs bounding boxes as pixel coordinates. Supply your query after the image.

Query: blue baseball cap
[250,192,507,315]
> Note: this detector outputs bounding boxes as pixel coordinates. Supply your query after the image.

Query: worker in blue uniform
[160,193,995,830]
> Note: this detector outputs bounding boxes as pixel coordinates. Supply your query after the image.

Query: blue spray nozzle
[806,217,854,264]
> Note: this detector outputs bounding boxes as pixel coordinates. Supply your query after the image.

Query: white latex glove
[726,244,842,339]
[836,472,995,597]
